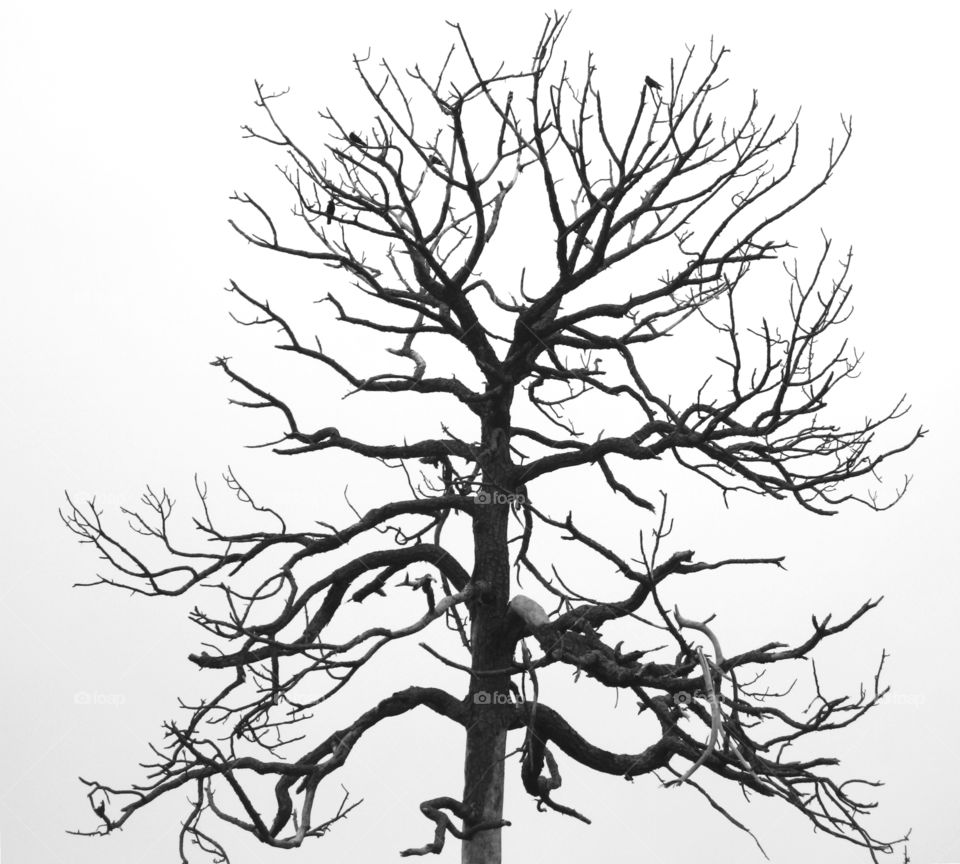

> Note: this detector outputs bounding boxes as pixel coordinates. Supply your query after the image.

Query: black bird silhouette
[644,75,663,91]
[94,801,111,828]
[325,201,335,224]
[348,132,364,147]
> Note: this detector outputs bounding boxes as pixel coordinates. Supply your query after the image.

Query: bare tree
[64,13,922,864]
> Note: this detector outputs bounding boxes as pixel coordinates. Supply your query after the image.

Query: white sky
[1,2,959,863]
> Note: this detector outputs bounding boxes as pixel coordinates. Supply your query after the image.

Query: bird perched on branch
[644,75,662,91]
[325,200,335,224]
[94,800,113,829]
[348,132,365,148]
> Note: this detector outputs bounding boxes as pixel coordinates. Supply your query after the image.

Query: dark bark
[461,411,516,863]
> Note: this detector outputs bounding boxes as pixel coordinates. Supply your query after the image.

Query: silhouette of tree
[64,12,922,863]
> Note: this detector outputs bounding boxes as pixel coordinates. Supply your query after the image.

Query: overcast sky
[1,2,958,863]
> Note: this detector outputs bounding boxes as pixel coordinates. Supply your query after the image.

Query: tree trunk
[461,415,514,864]
[461,705,507,864]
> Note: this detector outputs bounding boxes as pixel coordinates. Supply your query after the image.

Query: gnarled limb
[399,797,510,857]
